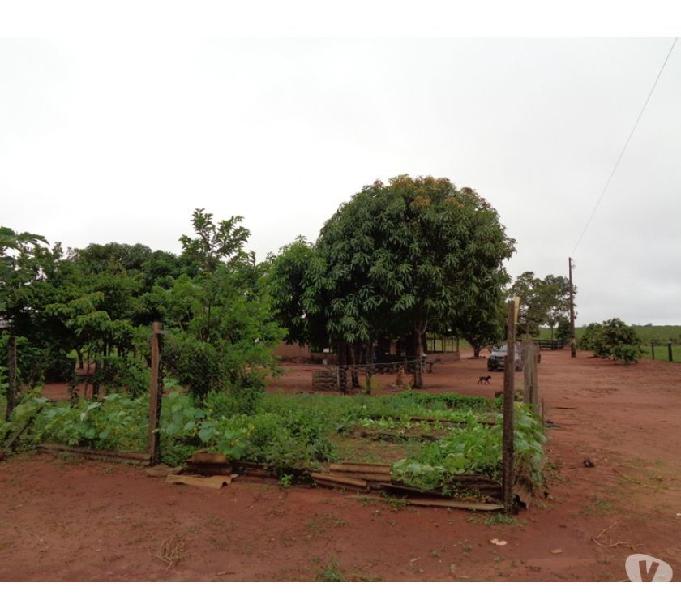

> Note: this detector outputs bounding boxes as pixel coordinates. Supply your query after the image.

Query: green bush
[163,333,226,401]
[30,393,147,450]
[579,318,642,363]
[95,355,149,397]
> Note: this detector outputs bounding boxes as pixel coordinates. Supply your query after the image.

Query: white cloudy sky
[1,37,679,325]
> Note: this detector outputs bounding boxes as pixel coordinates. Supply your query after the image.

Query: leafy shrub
[201,411,336,474]
[163,333,226,401]
[95,355,149,397]
[579,318,642,363]
[611,344,641,365]
[30,393,147,450]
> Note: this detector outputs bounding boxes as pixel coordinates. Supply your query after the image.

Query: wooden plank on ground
[311,472,368,489]
[328,463,391,475]
[406,497,503,511]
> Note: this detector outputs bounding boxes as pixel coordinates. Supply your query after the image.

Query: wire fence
[643,343,681,363]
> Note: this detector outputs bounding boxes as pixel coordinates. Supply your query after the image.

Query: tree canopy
[510,272,574,338]
[269,175,515,386]
[0,211,283,401]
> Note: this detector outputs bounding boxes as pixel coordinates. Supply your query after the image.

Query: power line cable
[572,37,678,255]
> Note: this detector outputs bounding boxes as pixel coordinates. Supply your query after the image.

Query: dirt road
[1,350,680,581]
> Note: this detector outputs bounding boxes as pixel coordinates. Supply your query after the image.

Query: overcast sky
[1,38,679,325]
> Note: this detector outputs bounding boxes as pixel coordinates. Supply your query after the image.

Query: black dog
[478,375,491,384]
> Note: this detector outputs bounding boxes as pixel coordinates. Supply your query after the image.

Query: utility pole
[568,257,576,359]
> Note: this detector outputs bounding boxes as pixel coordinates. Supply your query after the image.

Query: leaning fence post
[5,335,17,421]
[503,298,519,515]
[148,321,163,465]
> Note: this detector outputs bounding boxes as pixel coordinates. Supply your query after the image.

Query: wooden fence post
[5,335,17,421]
[532,345,540,420]
[522,341,540,419]
[668,342,673,363]
[651,342,655,360]
[148,321,163,465]
[503,298,519,514]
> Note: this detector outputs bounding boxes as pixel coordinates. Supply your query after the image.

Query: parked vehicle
[487,343,524,372]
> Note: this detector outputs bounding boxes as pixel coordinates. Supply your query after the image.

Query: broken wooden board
[406,497,503,511]
[165,473,235,489]
[346,472,392,483]
[329,462,391,475]
[311,472,368,490]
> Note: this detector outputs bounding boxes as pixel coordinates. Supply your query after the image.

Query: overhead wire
[571,37,678,255]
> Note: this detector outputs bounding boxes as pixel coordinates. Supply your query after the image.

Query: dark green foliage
[266,237,324,347]
[267,175,514,388]
[579,318,642,364]
[556,317,571,342]
[164,333,226,401]
[1,208,282,402]
[510,272,575,338]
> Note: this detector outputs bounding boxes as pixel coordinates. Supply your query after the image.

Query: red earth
[1,349,681,581]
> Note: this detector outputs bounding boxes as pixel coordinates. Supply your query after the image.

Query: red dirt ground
[2,350,681,581]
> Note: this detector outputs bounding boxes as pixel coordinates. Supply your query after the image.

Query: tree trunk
[473,344,481,358]
[337,341,347,394]
[365,341,373,395]
[5,336,17,421]
[549,325,554,341]
[350,343,360,388]
[413,328,424,388]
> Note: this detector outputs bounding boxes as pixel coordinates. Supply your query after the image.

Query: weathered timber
[328,463,391,475]
[312,369,338,391]
[407,497,503,511]
[502,298,518,514]
[311,472,368,490]
[148,321,163,464]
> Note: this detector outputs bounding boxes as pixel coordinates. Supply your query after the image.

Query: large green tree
[290,175,514,387]
[510,272,574,338]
